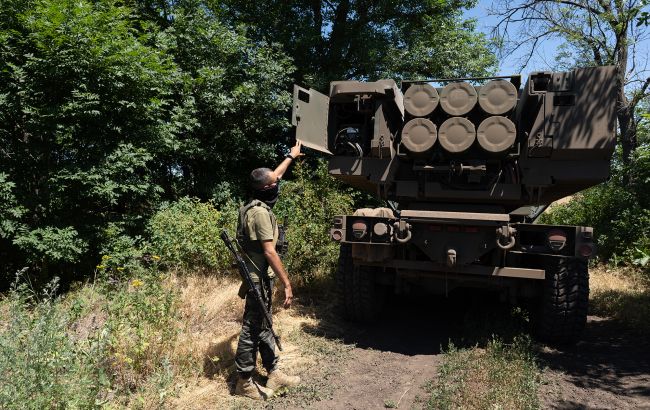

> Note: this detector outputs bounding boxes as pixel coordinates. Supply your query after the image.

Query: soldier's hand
[290,140,305,159]
[283,286,293,309]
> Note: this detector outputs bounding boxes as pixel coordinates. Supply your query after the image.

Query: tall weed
[0,276,107,409]
[103,265,181,394]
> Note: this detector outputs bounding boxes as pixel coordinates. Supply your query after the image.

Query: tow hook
[496,225,516,250]
[393,219,412,243]
[446,249,457,267]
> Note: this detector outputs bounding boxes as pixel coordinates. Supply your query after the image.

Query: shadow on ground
[539,316,650,407]
[300,288,529,356]
[298,287,650,407]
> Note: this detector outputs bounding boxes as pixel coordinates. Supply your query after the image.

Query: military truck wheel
[537,257,589,345]
[335,244,385,322]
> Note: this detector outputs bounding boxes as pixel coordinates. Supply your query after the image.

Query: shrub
[274,160,356,283]
[539,145,650,273]
[0,275,107,409]
[95,223,148,281]
[103,266,180,396]
[148,197,237,273]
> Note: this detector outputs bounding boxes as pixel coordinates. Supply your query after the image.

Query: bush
[0,275,107,409]
[0,265,185,408]
[274,160,356,283]
[103,266,180,396]
[539,145,650,273]
[148,197,237,273]
[96,223,148,280]
[146,161,359,282]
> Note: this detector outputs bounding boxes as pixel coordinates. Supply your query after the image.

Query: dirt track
[286,293,650,410]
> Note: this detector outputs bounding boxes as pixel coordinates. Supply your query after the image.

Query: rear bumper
[360,259,545,280]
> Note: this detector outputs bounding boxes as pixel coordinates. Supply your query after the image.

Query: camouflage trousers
[235,279,278,377]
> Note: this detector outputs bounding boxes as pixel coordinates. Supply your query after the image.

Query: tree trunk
[326,0,351,81]
[614,22,636,173]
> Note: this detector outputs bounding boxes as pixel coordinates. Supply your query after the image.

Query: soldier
[233,140,303,400]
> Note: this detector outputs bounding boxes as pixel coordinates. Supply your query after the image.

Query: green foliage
[425,335,541,410]
[103,267,180,394]
[97,223,147,277]
[0,276,107,409]
[13,226,88,265]
[218,0,496,89]
[274,160,356,283]
[0,173,25,239]
[162,3,294,199]
[148,197,237,273]
[539,145,650,271]
[0,0,294,280]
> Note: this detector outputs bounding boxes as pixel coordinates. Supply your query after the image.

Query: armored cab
[292,66,618,344]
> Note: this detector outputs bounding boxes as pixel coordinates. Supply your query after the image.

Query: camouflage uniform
[235,200,279,377]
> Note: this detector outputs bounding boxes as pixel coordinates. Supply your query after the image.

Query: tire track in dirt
[287,293,650,410]
[285,294,465,410]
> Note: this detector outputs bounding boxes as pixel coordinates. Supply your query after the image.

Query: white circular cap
[438,117,476,153]
[477,116,517,153]
[404,84,439,117]
[440,82,477,116]
[478,80,518,115]
[401,118,437,154]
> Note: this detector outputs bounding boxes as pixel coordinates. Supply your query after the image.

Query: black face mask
[253,184,279,208]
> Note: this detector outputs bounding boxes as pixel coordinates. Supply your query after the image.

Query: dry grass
[167,274,351,409]
[0,299,10,332]
[589,266,650,335]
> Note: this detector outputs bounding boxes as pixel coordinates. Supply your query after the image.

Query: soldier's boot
[234,377,274,400]
[266,369,301,391]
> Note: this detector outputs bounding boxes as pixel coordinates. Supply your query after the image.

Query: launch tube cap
[477,116,517,153]
[404,83,439,117]
[401,118,438,154]
[478,80,518,115]
[440,82,477,116]
[438,117,476,153]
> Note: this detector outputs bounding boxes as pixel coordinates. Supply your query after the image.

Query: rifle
[220,229,283,351]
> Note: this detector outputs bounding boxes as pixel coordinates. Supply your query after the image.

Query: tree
[0,0,293,282]
[216,0,497,90]
[490,0,650,165]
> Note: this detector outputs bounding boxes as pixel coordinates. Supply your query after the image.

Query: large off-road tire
[334,244,385,322]
[537,257,589,345]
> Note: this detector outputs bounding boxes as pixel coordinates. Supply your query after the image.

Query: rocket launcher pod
[478,80,518,115]
[292,66,618,211]
[438,117,476,153]
[440,82,477,116]
[404,83,439,117]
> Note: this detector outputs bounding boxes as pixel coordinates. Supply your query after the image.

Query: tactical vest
[236,200,288,257]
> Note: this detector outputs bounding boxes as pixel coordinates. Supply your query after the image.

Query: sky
[464,0,650,78]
